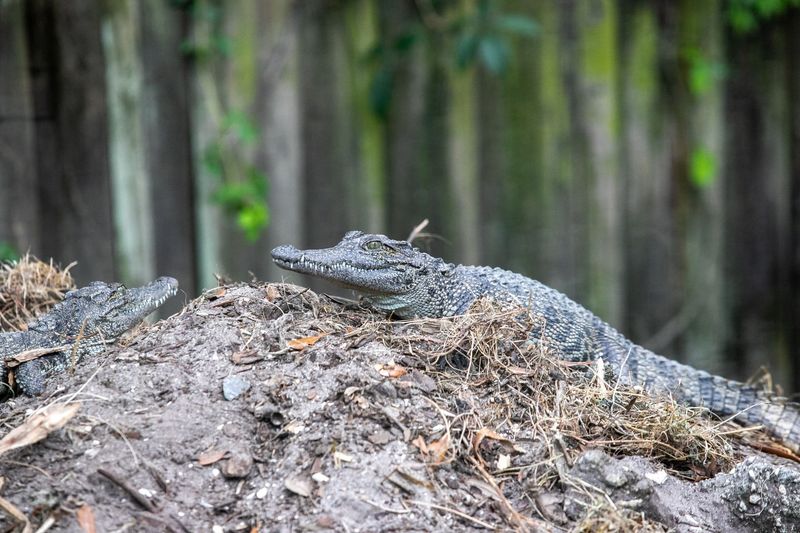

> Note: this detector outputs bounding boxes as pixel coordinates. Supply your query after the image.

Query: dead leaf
[427,434,451,464]
[0,402,81,456]
[285,475,313,497]
[375,362,407,378]
[265,285,280,301]
[209,287,226,299]
[76,504,96,533]
[287,334,324,350]
[411,435,428,455]
[197,448,228,466]
[472,428,523,467]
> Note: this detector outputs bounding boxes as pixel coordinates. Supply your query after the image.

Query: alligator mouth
[273,255,382,275]
[153,285,178,307]
[141,277,179,309]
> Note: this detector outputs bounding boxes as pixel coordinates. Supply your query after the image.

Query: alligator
[272,231,800,452]
[1,277,178,396]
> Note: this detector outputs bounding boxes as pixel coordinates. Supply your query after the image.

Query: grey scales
[1,277,178,396]
[272,230,800,453]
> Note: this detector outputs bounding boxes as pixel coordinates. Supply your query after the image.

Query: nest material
[0,254,75,331]
[341,296,738,530]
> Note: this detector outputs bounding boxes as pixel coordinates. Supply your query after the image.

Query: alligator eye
[365,240,383,250]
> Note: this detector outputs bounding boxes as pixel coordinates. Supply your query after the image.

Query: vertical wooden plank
[298,0,359,250]
[216,0,271,283]
[723,19,789,381]
[101,0,154,287]
[788,9,800,393]
[257,0,303,283]
[344,0,385,235]
[138,0,197,304]
[675,0,727,375]
[475,66,509,266]
[380,0,423,240]
[26,0,115,283]
[190,2,226,289]
[522,1,585,298]
[617,0,681,352]
[447,64,480,266]
[578,0,622,323]
[0,0,39,253]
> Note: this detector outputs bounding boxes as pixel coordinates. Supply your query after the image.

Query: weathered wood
[298,0,359,253]
[789,9,800,394]
[723,18,790,382]
[102,0,154,287]
[258,0,303,284]
[138,0,197,308]
[26,0,115,283]
[617,0,682,355]
[0,0,39,253]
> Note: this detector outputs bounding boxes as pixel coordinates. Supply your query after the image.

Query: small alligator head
[29,277,180,340]
[271,231,455,318]
[9,277,180,396]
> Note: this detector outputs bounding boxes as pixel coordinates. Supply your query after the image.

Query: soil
[0,282,799,532]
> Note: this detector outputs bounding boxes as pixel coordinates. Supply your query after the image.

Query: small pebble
[222,449,254,479]
[223,375,251,400]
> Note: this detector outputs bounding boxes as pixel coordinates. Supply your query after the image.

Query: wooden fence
[0,0,798,392]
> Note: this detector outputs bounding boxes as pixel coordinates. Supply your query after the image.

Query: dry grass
[0,255,75,331]
[344,297,738,530]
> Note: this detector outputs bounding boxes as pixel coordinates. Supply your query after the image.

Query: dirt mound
[0,283,799,532]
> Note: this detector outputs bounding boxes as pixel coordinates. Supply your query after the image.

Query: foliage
[683,48,726,97]
[181,0,270,241]
[690,148,717,188]
[0,242,18,263]
[366,0,538,118]
[453,0,539,74]
[726,0,800,33]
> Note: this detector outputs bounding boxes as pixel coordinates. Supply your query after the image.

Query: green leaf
[394,29,419,52]
[369,64,394,119]
[455,32,480,69]
[223,111,259,144]
[202,143,224,177]
[238,203,269,241]
[690,148,717,188]
[494,14,539,37]
[0,242,18,262]
[729,9,757,33]
[247,167,269,197]
[685,50,726,96]
[478,35,510,75]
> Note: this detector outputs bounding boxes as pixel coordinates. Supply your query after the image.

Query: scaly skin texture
[0,277,178,396]
[273,231,800,452]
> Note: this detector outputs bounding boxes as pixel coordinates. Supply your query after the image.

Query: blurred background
[1,0,798,393]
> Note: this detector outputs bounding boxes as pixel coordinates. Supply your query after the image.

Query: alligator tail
[615,344,800,452]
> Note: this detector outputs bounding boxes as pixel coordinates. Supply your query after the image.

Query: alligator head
[8,277,179,396]
[271,231,455,318]
[28,276,180,340]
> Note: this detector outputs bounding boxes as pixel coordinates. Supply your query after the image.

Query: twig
[97,468,159,513]
[407,219,429,243]
[408,499,497,530]
[360,497,411,514]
